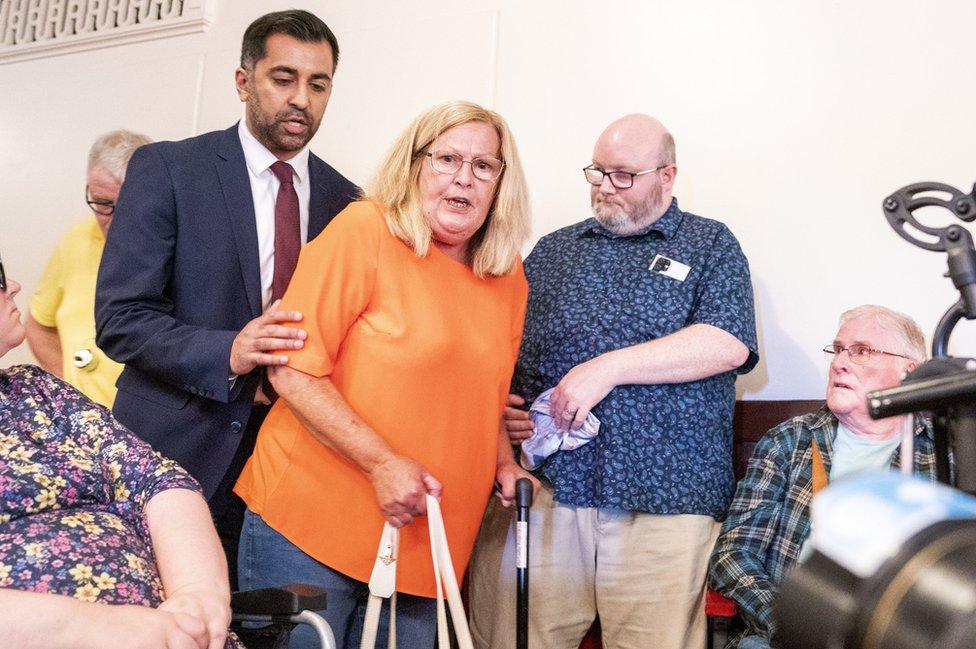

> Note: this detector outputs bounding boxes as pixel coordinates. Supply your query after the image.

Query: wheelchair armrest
[232,584,327,616]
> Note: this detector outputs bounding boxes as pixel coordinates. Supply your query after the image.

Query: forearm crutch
[515,477,533,649]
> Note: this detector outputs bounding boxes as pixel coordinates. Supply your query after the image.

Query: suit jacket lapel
[308,153,346,241]
[216,125,263,318]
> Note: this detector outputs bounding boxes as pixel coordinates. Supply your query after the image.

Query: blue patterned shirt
[514,199,758,516]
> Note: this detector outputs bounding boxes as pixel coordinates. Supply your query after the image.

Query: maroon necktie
[270,160,300,301]
[260,162,300,405]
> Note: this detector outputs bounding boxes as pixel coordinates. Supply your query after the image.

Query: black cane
[515,477,533,649]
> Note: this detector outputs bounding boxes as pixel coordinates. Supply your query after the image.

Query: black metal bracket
[883,182,976,355]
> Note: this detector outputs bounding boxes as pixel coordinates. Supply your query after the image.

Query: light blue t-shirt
[830,423,901,481]
[799,424,902,563]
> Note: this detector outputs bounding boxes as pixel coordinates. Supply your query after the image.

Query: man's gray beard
[592,203,633,234]
[592,187,663,236]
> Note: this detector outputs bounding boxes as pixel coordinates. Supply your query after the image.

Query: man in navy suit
[95,10,358,579]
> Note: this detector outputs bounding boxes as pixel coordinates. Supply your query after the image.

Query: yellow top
[30,217,122,408]
[236,201,527,597]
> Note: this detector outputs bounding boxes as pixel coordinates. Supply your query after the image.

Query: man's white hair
[839,304,927,362]
[87,129,152,182]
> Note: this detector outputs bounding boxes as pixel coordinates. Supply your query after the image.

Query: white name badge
[649,254,690,281]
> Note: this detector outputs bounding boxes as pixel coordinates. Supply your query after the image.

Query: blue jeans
[738,635,772,649]
[238,509,437,649]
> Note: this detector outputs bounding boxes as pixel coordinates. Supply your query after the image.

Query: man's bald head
[595,114,675,168]
[589,114,677,235]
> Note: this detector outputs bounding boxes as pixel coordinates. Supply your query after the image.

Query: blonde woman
[235,101,534,648]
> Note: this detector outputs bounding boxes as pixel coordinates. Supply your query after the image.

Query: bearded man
[468,114,758,649]
[95,9,357,582]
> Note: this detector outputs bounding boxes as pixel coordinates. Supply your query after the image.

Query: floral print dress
[0,365,240,647]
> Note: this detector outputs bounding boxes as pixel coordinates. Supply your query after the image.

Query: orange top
[235,201,527,597]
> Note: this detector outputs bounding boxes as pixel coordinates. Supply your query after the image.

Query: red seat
[706,588,737,617]
[575,592,737,649]
[705,589,738,649]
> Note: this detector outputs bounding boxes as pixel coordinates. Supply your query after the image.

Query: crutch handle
[515,477,533,513]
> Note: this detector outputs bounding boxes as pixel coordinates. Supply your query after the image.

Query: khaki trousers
[468,486,719,649]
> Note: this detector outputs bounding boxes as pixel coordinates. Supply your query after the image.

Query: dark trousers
[209,403,270,590]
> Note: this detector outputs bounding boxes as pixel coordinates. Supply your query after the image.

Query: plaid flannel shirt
[708,406,936,643]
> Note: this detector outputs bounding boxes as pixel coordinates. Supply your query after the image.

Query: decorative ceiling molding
[0,0,215,65]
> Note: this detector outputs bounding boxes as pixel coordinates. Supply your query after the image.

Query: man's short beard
[592,203,633,233]
[246,96,315,154]
[592,184,664,236]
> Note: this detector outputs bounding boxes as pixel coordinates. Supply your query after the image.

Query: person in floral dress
[1,261,237,648]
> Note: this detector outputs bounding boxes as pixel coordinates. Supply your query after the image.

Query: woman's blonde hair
[365,100,530,278]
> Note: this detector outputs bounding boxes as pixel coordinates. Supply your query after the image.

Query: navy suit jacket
[95,124,358,497]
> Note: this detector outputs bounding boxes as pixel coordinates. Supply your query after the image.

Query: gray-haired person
[26,129,152,408]
[710,305,936,648]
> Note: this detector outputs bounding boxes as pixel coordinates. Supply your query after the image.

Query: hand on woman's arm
[0,589,209,649]
[146,488,230,649]
[503,393,534,443]
[269,365,441,527]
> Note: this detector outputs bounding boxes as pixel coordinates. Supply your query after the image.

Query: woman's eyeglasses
[424,151,505,182]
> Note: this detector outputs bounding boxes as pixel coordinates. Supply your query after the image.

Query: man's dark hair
[240,10,339,70]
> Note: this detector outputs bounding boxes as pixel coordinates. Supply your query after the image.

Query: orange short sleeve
[279,202,381,378]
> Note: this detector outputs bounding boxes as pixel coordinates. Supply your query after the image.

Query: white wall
[2,0,975,399]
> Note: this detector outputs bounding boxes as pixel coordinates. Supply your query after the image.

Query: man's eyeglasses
[823,343,912,365]
[424,151,505,182]
[583,164,668,190]
[0,255,6,292]
[86,185,116,216]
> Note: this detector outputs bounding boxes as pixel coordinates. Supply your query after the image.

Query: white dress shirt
[238,120,311,311]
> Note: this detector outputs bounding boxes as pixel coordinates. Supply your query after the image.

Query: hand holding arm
[504,393,534,443]
[229,300,306,375]
[96,145,259,400]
